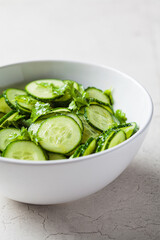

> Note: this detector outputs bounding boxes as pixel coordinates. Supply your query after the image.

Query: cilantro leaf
[31,102,52,122]
[36,82,67,97]
[32,81,89,119]
[28,129,42,145]
[68,87,89,112]
[8,127,30,142]
[115,109,127,124]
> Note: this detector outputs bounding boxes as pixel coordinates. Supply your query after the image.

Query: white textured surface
[0,0,159,239]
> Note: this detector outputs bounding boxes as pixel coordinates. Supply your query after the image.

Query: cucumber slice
[85,105,115,132]
[70,137,96,158]
[28,120,44,142]
[96,122,138,152]
[89,98,114,114]
[54,94,71,104]
[25,79,65,101]
[51,108,70,113]
[121,122,138,138]
[2,140,47,161]
[0,111,18,128]
[16,104,31,115]
[54,80,84,107]
[28,120,43,135]
[86,87,110,104]
[64,80,80,90]
[3,89,27,109]
[112,115,120,125]
[0,128,21,151]
[65,145,79,157]
[70,145,84,158]
[107,130,126,149]
[15,95,36,113]
[0,96,12,113]
[66,113,83,131]
[81,137,97,156]
[48,152,67,160]
[96,130,115,152]
[54,80,72,103]
[96,129,126,152]
[79,114,100,143]
[38,115,82,154]
[111,122,138,139]
[39,108,70,120]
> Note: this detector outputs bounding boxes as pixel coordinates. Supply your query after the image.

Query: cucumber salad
[0,79,138,161]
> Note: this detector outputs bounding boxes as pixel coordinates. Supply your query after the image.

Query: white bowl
[0,60,153,204]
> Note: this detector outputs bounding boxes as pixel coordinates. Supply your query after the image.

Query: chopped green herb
[115,109,127,124]
[8,127,30,142]
[31,102,52,122]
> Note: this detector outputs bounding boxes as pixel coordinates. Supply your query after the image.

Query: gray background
[0,0,160,239]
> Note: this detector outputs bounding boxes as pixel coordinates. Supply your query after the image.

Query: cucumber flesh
[28,120,44,142]
[96,130,115,152]
[111,122,138,139]
[3,89,27,109]
[112,115,120,125]
[0,97,12,113]
[107,130,126,149]
[79,114,100,143]
[54,81,71,103]
[38,115,82,154]
[81,137,97,156]
[96,129,126,152]
[70,137,97,158]
[0,128,21,151]
[89,98,114,114]
[85,105,115,132]
[101,131,115,151]
[25,79,65,101]
[54,80,74,103]
[0,111,18,128]
[2,140,47,161]
[39,108,70,120]
[122,122,138,138]
[15,95,36,113]
[86,87,110,104]
[50,108,70,113]
[66,113,83,131]
[16,104,31,115]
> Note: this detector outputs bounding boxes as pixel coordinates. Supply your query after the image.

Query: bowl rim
[0,59,153,165]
